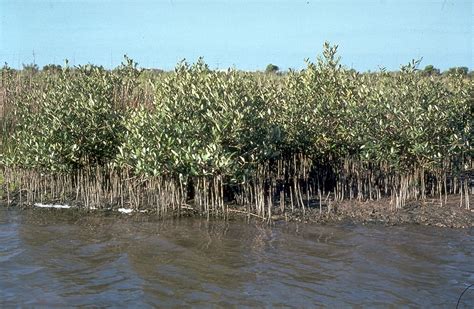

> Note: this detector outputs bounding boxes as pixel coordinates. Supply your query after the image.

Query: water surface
[0,208,473,307]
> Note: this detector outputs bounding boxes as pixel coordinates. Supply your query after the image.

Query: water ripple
[0,208,473,307]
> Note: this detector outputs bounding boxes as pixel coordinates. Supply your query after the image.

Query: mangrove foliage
[0,44,472,218]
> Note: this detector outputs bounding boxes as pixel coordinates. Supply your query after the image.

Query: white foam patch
[34,203,71,209]
[117,208,133,214]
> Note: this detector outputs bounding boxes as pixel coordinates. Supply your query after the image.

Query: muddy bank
[271,196,473,229]
[1,195,472,228]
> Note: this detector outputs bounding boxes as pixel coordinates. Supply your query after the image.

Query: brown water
[0,208,473,307]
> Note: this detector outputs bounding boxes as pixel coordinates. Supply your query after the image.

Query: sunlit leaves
[3,46,472,185]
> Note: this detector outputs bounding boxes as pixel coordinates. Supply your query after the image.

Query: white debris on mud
[117,208,133,214]
[34,203,71,209]
[32,204,145,214]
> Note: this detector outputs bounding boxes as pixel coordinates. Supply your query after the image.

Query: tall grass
[0,44,472,216]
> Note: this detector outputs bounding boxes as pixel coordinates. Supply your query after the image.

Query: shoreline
[2,195,472,229]
[278,196,473,229]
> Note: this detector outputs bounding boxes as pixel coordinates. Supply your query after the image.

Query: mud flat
[270,195,473,229]
[1,193,472,229]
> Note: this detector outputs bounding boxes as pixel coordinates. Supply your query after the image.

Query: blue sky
[0,0,472,71]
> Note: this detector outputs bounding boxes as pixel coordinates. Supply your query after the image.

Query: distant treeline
[7,59,474,78]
